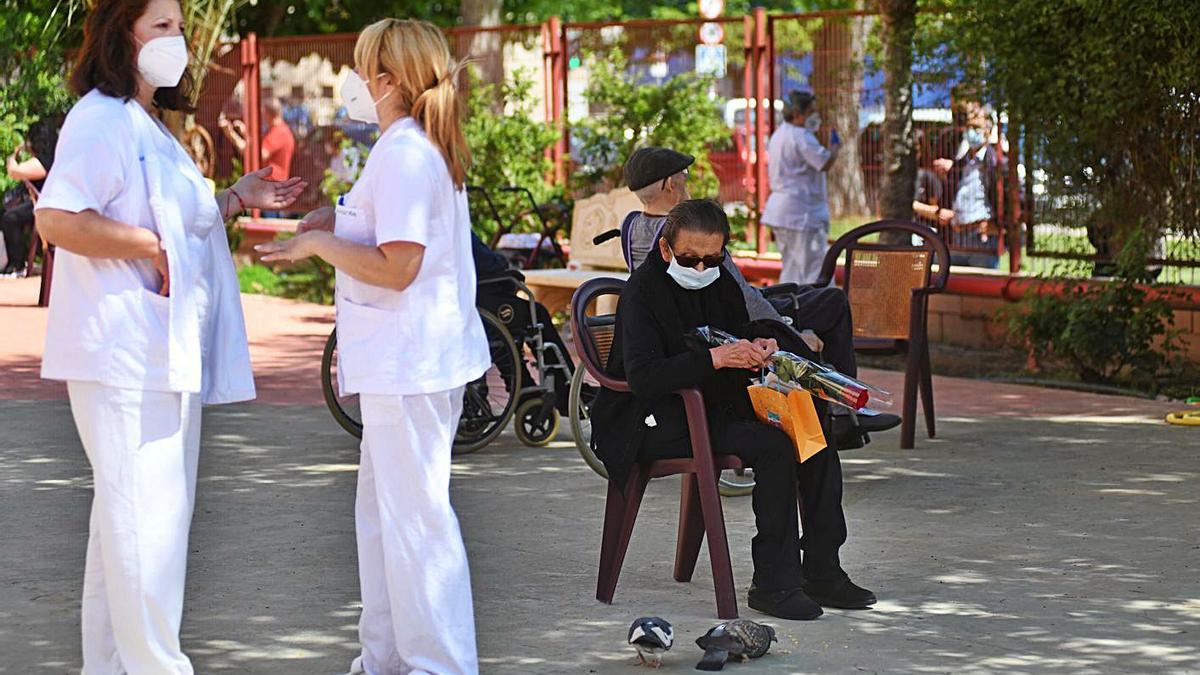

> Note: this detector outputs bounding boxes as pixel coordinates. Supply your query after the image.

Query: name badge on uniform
[335,204,361,221]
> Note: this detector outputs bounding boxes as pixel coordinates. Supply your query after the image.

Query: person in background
[591,199,878,621]
[219,96,296,182]
[760,90,840,285]
[911,128,954,231]
[2,116,62,276]
[622,146,899,449]
[936,109,1004,268]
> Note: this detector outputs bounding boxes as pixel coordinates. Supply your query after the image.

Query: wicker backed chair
[814,220,951,449]
[572,276,743,619]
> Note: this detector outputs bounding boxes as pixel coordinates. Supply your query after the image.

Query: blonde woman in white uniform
[257,18,489,675]
[33,0,304,671]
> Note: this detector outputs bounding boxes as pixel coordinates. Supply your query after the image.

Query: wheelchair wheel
[514,398,559,447]
[568,367,607,479]
[453,310,522,454]
[321,329,363,438]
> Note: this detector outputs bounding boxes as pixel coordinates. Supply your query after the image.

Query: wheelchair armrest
[759,282,801,298]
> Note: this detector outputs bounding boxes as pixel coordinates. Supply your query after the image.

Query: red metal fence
[193,11,1195,277]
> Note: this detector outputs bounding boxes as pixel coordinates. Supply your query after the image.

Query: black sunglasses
[669,245,725,270]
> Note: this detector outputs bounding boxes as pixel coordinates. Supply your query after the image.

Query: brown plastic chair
[22,180,53,307]
[814,220,951,449]
[571,277,742,619]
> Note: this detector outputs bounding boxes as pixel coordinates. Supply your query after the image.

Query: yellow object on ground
[1165,410,1200,426]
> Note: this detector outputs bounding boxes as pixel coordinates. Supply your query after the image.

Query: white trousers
[67,381,202,675]
[774,227,831,285]
[354,387,478,675]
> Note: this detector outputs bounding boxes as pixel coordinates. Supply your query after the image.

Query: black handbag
[2,184,30,211]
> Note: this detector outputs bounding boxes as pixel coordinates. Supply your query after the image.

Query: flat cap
[623,146,695,191]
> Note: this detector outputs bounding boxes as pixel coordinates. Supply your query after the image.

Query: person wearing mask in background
[936,110,1004,268]
[761,90,840,285]
[33,0,305,670]
[2,115,62,276]
[622,146,900,449]
[256,18,488,675]
[219,96,296,182]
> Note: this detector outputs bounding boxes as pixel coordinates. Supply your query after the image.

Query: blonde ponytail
[354,19,471,188]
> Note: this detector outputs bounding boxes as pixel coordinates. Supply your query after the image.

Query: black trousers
[781,286,857,378]
[640,418,848,591]
[476,285,575,413]
[1,202,34,270]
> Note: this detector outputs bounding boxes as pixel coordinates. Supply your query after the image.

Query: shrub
[570,48,729,199]
[1007,235,1184,388]
[463,67,561,243]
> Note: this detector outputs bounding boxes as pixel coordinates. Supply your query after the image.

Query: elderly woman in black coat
[590,199,876,620]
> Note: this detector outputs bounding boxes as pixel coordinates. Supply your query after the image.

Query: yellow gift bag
[747,384,827,463]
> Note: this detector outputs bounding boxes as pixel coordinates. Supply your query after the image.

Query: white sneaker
[337,655,365,675]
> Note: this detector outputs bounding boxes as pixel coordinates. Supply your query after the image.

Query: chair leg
[919,340,936,438]
[696,472,738,619]
[674,473,705,583]
[596,466,649,605]
[901,343,921,450]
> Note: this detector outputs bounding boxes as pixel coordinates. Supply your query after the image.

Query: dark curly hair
[70,0,195,112]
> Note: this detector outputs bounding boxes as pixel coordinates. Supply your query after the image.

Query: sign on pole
[698,0,725,19]
[698,21,725,45]
[695,44,727,78]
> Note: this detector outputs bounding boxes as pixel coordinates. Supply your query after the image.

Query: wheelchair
[320,272,571,454]
[567,215,810,497]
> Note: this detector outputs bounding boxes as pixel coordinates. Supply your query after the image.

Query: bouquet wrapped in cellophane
[693,326,893,411]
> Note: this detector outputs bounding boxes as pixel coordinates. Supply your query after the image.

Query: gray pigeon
[694,619,777,671]
[628,616,674,668]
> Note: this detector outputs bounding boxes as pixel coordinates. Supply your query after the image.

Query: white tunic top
[34,90,255,403]
[761,122,832,232]
[334,117,489,396]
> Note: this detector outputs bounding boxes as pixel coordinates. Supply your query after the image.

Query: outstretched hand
[255,231,326,263]
[234,167,307,211]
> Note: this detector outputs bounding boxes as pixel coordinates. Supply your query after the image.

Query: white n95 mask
[666,254,721,291]
[137,35,189,88]
[341,72,391,124]
[804,113,822,132]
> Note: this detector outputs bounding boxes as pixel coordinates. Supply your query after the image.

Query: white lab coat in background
[333,116,488,675]
[35,90,254,674]
[761,122,833,284]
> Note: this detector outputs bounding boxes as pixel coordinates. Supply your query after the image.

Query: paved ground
[2,277,1199,674]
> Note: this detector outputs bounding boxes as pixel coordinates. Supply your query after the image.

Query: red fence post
[742,14,756,245]
[240,32,262,177]
[1006,115,1022,273]
[548,17,568,187]
[542,18,564,184]
[753,7,770,254]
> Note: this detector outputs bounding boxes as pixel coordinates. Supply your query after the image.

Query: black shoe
[831,415,869,450]
[802,576,877,609]
[748,585,823,620]
[857,412,901,433]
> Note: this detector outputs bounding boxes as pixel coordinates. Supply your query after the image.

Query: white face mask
[665,245,721,291]
[136,35,189,89]
[341,71,391,124]
[804,113,822,132]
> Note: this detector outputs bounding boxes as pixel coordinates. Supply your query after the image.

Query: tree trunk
[877,0,917,245]
[812,10,870,222]
[461,0,504,95]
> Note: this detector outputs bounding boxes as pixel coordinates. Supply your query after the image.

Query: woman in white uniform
[34,1,304,671]
[256,18,490,675]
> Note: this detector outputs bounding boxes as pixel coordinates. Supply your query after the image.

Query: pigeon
[694,619,777,671]
[628,616,674,668]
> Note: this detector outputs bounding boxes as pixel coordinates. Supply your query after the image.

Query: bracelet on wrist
[228,186,247,217]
